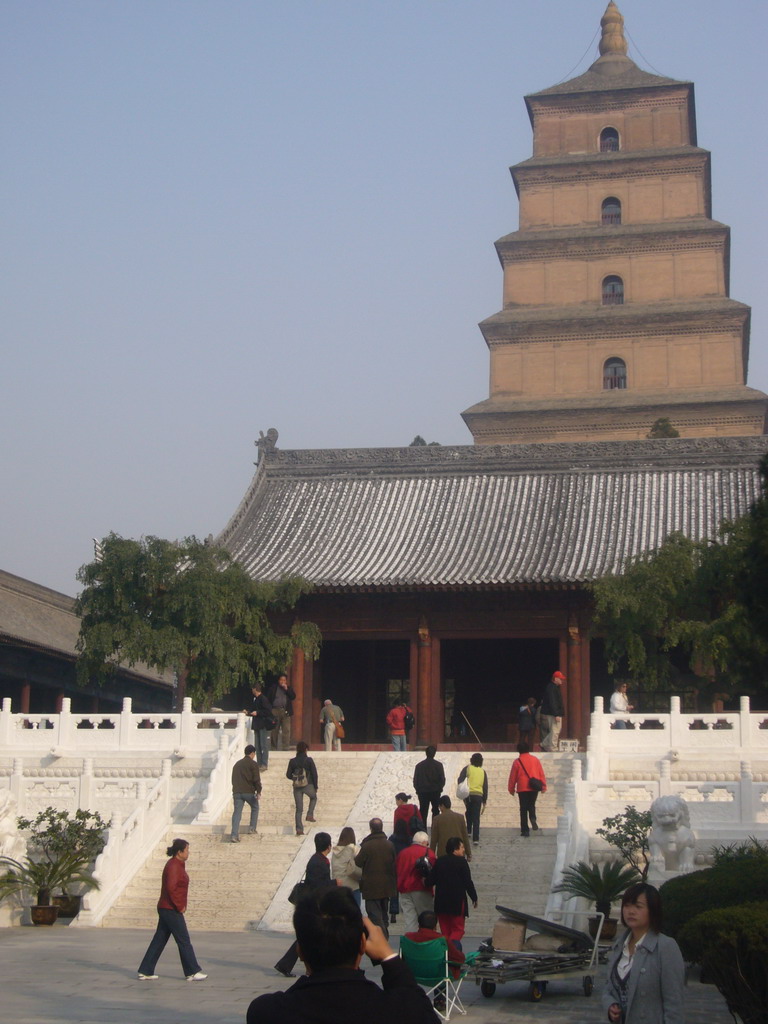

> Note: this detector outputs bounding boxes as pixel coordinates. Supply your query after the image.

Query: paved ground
[2,924,732,1023]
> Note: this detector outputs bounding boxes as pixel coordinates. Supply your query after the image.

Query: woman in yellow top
[457,753,488,847]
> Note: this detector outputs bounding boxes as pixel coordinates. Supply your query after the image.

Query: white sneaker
[138,973,158,980]
[186,972,208,981]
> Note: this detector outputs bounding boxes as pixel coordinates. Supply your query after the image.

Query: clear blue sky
[2,1,766,595]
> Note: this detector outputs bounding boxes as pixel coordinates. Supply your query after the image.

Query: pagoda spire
[599,2,628,57]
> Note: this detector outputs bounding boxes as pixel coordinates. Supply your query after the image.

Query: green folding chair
[399,936,467,1021]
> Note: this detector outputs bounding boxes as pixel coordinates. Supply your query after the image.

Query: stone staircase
[103,751,578,932]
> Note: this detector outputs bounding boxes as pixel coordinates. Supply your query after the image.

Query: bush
[660,858,768,944]
[679,903,768,1024]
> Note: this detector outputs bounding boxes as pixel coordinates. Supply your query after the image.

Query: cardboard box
[491,918,526,951]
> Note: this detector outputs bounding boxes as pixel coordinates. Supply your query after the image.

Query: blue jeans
[138,908,201,977]
[293,784,317,832]
[253,728,269,766]
[231,793,259,838]
[391,734,406,751]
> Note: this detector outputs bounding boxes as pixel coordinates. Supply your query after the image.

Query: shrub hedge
[659,858,768,942]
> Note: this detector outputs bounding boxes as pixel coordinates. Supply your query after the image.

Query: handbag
[288,877,309,905]
[456,773,470,801]
[520,757,544,792]
[330,709,345,739]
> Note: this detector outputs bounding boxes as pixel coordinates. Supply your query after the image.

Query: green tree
[739,454,768,658]
[76,534,321,707]
[594,806,653,879]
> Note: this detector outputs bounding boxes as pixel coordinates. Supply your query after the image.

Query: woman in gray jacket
[603,882,685,1024]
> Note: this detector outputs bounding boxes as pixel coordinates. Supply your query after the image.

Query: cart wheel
[480,980,496,998]
[583,976,594,996]
[529,981,545,1001]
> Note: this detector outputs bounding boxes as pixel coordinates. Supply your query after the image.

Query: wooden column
[567,614,583,746]
[291,647,305,746]
[409,638,420,743]
[417,623,432,747]
[580,630,592,743]
[430,638,443,744]
[20,682,31,713]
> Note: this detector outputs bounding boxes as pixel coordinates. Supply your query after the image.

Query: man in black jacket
[413,745,446,825]
[249,887,438,1024]
[266,673,296,751]
[540,670,566,752]
[274,832,334,978]
[230,745,261,843]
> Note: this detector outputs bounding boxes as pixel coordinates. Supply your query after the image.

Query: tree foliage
[76,534,321,707]
[647,417,680,438]
[590,468,768,695]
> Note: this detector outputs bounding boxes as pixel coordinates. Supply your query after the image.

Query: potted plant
[0,808,107,924]
[552,859,640,940]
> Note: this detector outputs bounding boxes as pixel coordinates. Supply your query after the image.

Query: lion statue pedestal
[647,794,696,884]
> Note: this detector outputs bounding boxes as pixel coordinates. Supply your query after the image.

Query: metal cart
[467,905,606,1002]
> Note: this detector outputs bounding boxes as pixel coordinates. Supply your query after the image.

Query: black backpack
[404,710,416,732]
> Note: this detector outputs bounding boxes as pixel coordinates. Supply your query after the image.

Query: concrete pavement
[2,924,733,1023]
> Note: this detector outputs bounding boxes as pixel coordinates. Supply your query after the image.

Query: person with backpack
[393,793,425,836]
[518,697,538,746]
[319,698,345,751]
[386,700,414,751]
[508,740,547,837]
[286,741,319,836]
[395,831,436,933]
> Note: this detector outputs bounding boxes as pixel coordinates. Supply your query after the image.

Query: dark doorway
[316,639,410,743]
[442,639,558,744]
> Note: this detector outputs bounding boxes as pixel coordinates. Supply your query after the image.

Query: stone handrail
[75,759,173,927]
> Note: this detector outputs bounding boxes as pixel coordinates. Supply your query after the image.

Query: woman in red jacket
[137,839,206,981]
[507,741,547,837]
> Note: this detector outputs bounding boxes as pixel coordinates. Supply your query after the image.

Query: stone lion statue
[648,794,696,875]
[0,789,26,862]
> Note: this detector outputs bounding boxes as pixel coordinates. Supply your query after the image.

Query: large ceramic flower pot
[31,905,59,926]
[589,915,617,942]
[52,894,82,919]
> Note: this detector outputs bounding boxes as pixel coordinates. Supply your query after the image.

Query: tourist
[229,744,261,843]
[248,888,438,1023]
[386,700,413,751]
[266,674,296,751]
[457,752,487,846]
[319,698,345,751]
[396,831,435,933]
[429,795,471,861]
[393,792,425,835]
[244,682,273,769]
[610,682,634,728]
[413,745,446,825]
[603,882,685,1024]
[354,818,397,939]
[274,832,335,978]
[137,839,206,981]
[428,837,477,947]
[540,671,565,751]
[331,827,362,908]
[286,741,318,836]
[405,908,465,979]
[507,740,546,836]
[517,697,538,746]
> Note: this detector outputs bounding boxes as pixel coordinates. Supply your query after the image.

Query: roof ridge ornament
[599,1,628,57]
[255,427,279,462]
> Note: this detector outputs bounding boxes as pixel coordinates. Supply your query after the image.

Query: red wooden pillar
[291,647,305,746]
[417,622,432,747]
[567,614,583,746]
[409,638,420,743]
[430,638,443,744]
[20,682,31,713]
[54,690,64,713]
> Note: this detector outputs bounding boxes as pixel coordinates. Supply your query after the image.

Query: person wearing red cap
[540,671,565,751]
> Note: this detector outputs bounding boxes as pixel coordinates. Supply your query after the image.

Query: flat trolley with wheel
[467,905,606,1003]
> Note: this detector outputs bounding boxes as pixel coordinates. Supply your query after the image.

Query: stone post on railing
[58,697,73,747]
[80,758,94,809]
[179,697,195,748]
[740,696,752,751]
[740,760,754,824]
[119,698,134,747]
[0,697,12,747]
[659,757,672,797]
[10,758,24,811]
[585,697,605,781]
[668,695,682,752]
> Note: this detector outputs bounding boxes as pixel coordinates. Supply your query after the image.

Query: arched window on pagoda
[603,357,627,390]
[600,127,620,152]
[602,275,624,305]
[601,197,622,225]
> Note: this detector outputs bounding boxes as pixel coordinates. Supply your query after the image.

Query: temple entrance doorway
[441,638,558,745]
[315,639,410,745]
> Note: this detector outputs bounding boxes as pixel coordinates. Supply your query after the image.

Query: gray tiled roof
[528,55,685,98]
[219,438,766,591]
